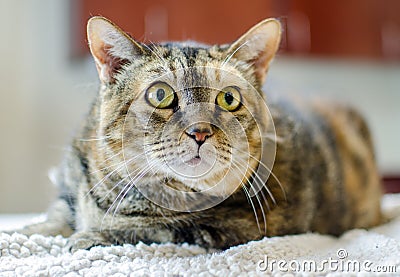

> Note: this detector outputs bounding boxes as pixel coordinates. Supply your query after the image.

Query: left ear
[87,16,146,84]
[226,19,281,84]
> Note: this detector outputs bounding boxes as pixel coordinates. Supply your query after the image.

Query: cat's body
[10,17,382,251]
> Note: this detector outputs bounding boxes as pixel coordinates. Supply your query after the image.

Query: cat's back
[266,95,382,235]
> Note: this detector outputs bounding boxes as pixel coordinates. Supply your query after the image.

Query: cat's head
[86,17,280,209]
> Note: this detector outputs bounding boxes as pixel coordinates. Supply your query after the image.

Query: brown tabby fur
[8,17,382,251]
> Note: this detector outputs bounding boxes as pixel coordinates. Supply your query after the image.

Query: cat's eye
[146,82,176,109]
[216,86,241,111]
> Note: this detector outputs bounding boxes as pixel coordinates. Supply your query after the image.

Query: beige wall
[0,1,399,213]
[0,0,96,212]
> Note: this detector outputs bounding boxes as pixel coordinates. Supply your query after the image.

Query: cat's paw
[67,231,111,253]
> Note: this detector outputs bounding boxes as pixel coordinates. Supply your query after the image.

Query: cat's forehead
[141,42,248,88]
[149,42,228,66]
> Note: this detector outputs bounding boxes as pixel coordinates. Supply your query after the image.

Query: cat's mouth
[170,152,215,180]
[184,155,202,166]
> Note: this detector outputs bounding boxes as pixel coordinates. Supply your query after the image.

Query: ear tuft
[87,16,144,84]
[227,19,281,84]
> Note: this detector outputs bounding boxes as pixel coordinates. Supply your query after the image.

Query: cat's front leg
[67,227,177,252]
[67,231,112,252]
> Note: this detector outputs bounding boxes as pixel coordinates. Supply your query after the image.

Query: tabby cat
[10,17,382,252]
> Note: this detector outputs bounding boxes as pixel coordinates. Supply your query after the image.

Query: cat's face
[87,17,280,208]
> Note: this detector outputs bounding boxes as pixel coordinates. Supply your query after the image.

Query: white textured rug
[1,194,400,276]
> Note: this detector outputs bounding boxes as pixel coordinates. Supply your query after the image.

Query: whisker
[243,166,272,212]
[101,159,159,231]
[106,164,160,232]
[217,148,277,219]
[78,135,112,142]
[88,149,149,176]
[115,160,159,209]
[242,185,262,234]
[230,153,277,206]
[98,163,148,203]
[85,153,142,198]
[231,146,287,201]
[231,161,267,234]
[88,150,124,175]
[85,162,126,198]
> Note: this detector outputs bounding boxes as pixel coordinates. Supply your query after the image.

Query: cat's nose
[185,124,213,146]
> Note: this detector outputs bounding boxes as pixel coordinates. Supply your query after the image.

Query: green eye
[146,82,175,108]
[216,86,241,111]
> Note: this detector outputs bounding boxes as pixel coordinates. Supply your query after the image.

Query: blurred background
[0,0,399,213]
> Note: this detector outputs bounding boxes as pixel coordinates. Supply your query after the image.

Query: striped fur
[11,17,382,251]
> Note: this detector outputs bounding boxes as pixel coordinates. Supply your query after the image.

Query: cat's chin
[169,164,241,197]
[171,159,214,181]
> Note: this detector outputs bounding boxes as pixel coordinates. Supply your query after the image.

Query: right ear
[87,16,145,84]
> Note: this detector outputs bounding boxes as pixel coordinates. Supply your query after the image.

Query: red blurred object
[384,177,400,193]
[72,0,400,61]
[71,0,276,56]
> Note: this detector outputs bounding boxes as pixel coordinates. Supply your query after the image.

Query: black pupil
[224,92,234,105]
[156,88,165,101]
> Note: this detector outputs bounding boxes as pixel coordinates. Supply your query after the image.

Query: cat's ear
[87,16,145,84]
[227,19,281,83]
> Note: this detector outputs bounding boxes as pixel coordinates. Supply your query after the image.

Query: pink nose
[186,125,213,146]
[191,131,209,142]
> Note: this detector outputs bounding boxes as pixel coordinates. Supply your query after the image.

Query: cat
[7,16,382,252]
